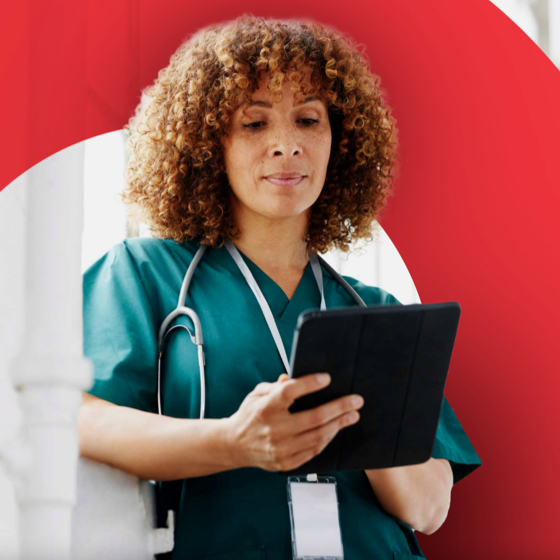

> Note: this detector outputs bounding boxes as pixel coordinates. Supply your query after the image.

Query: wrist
[218,417,245,470]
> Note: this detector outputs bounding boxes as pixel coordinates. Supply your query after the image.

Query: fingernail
[316,373,330,385]
[351,396,364,407]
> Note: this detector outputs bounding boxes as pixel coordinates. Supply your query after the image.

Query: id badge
[287,474,344,560]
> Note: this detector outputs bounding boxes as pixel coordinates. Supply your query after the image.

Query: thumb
[277,373,290,383]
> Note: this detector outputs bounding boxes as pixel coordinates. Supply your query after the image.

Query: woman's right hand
[224,373,364,472]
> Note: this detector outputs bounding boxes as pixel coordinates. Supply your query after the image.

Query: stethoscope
[156,238,367,418]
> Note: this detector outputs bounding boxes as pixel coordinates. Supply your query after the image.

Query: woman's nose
[267,119,302,156]
[267,122,303,157]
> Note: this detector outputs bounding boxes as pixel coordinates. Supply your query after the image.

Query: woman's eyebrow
[249,96,322,108]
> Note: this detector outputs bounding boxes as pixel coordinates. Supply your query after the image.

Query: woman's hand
[224,373,364,472]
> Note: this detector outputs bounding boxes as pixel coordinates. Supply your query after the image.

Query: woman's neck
[230,207,310,273]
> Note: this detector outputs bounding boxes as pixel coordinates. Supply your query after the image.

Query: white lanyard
[225,240,345,556]
[224,239,326,375]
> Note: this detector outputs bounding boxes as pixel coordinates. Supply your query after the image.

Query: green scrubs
[83,237,482,560]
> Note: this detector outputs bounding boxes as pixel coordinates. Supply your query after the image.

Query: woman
[79,15,482,560]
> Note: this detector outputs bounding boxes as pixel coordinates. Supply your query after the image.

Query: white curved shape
[82,130,128,273]
[0,135,167,559]
[322,225,421,305]
[489,0,540,45]
[550,0,560,67]
[0,127,424,559]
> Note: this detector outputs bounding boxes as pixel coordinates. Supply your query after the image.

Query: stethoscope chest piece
[157,240,366,420]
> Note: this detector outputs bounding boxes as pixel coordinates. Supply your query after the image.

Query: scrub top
[83,237,482,560]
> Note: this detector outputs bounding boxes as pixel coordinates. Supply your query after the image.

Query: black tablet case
[284,302,460,475]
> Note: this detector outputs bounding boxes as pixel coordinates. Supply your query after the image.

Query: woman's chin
[256,193,317,221]
[254,205,309,221]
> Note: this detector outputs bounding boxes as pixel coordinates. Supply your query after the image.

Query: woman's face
[222,73,332,225]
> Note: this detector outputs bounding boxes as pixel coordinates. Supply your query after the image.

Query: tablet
[284,302,461,474]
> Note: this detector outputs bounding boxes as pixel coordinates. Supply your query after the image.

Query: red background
[1,1,559,558]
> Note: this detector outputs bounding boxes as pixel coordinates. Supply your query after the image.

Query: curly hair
[122,14,400,254]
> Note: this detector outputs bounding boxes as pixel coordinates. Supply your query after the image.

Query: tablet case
[284,302,460,475]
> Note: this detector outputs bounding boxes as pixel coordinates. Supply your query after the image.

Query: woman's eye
[242,119,319,129]
[243,121,266,129]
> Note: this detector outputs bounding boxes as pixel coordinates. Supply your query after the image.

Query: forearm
[78,393,237,481]
[365,458,453,534]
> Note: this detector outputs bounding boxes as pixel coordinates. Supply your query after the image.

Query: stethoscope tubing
[157,242,366,419]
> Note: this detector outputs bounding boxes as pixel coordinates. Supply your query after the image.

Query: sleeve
[82,241,159,413]
[431,396,482,485]
[353,282,483,485]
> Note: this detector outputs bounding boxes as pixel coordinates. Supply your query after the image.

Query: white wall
[82,131,128,273]
[0,173,26,559]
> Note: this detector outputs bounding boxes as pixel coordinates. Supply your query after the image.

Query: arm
[78,393,236,481]
[365,458,453,535]
[78,373,363,481]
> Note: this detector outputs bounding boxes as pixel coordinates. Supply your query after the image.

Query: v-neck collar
[212,241,322,321]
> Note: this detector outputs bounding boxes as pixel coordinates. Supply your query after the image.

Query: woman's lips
[264,176,305,186]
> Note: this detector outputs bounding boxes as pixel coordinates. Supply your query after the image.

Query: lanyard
[224,238,326,375]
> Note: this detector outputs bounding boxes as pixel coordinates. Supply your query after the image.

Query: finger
[269,373,331,409]
[251,381,274,396]
[276,412,360,472]
[289,393,364,433]
[276,446,317,472]
[277,374,290,383]
[280,410,360,458]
